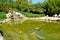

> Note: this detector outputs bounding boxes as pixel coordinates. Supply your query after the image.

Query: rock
[1,11,27,24]
[36,34,45,40]
[0,36,4,40]
[53,14,57,17]
[0,30,3,36]
[19,31,22,34]
[6,13,12,18]
[0,21,2,24]
[31,32,35,35]
[35,27,39,30]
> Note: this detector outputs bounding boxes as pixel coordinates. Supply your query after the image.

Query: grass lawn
[22,12,45,17]
[13,8,45,17]
[0,12,7,20]
[0,20,60,40]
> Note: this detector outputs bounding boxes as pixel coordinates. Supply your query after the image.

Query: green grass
[13,8,45,17]
[0,20,60,40]
[0,12,7,20]
[22,12,45,17]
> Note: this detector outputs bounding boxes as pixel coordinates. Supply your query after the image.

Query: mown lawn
[0,12,7,20]
[21,12,45,17]
[13,8,45,17]
[0,20,60,40]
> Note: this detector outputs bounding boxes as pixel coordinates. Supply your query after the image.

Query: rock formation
[0,11,27,24]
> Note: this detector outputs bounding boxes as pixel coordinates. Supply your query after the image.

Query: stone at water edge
[1,11,28,24]
[0,33,4,40]
[6,12,12,18]
[34,27,41,31]
[0,36,4,40]
[0,21,2,24]
[19,31,22,34]
[35,27,39,30]
[31,32,35,35]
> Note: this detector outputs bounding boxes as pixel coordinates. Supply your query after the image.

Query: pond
[29,28,57,40]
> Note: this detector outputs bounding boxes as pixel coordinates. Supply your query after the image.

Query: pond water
[29,29,57,40]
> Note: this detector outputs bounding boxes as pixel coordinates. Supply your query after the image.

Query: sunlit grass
[0,12,6,20]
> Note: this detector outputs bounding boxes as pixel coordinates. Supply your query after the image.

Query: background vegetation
[0,0,60,18]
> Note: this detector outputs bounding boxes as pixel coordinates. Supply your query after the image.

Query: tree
[0,0,13,12]
[46,0,60,16]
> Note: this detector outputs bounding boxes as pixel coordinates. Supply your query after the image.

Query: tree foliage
[0,0,60,16]
[45,0,60,16]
